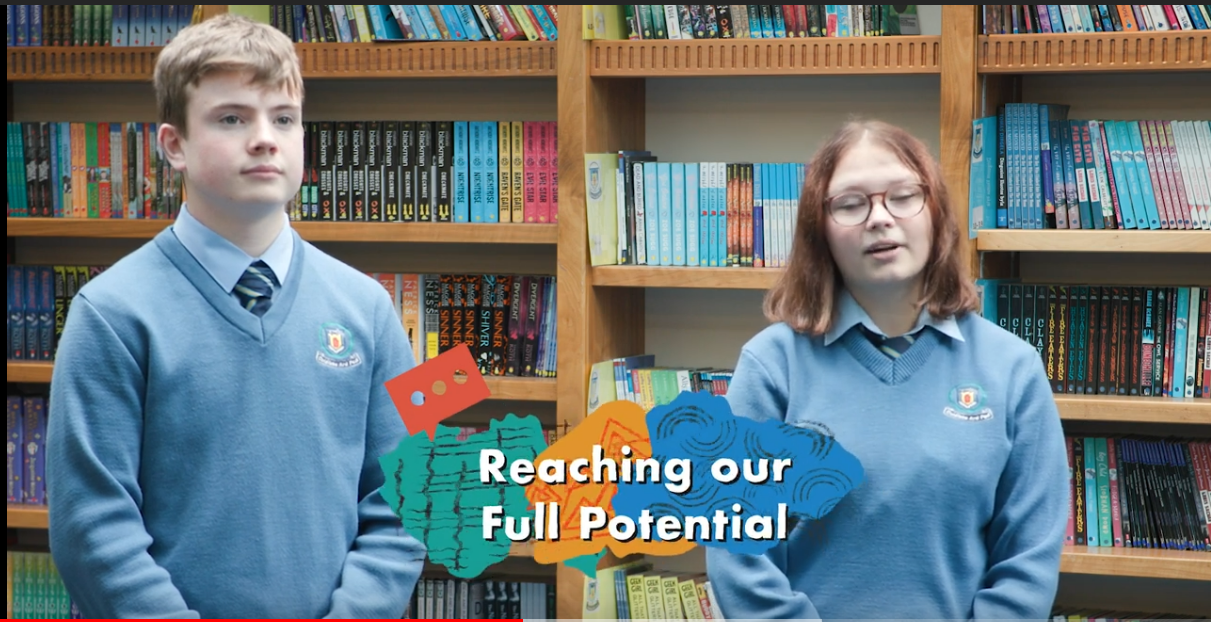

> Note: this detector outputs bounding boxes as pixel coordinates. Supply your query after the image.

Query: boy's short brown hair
[154,13,304,136]
[764,120,979,335]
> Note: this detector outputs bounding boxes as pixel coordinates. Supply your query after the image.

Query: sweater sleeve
[704,347,822,621]
[971,353,1069,620]
[323,294,427,618]
[46,295,200,618]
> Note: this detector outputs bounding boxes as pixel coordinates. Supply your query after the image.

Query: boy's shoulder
[299,240,388,298]
[73,238,175,320]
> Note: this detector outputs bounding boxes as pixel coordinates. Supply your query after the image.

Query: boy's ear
[158,123,188,173]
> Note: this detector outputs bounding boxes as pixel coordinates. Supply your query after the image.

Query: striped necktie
[234,260,276,317]
[858,325,918,359]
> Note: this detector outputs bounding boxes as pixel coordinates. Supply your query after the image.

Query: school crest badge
[316,322,362,369]
[943,383,993,421]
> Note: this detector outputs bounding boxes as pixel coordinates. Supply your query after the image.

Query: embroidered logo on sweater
[943,384,993,421]
[316,322,362,369]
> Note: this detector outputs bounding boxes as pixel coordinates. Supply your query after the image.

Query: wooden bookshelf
[7,41,558,82]
[6,362,554,401]
[977,229,1211,253]
[978,31,1211,73]
[589,35,941,76]
[6,504,49,529]
[1061,546,1211,581]
[6,362,53,383]
[6,218,558,245]
[591,266,782,289]
[1055,395,1211,425]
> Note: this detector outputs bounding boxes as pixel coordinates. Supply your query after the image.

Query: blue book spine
[400,6,428,39]
[7,6,12,47]
[23,267,37,361]
[1083,437,1100,546]
[1115,120,1148,229]
[15,4,28,46]
[705,162,716,267]
[685,163,700,267]
[671,163,686,266]
[1030,103,1043,229]
[455,5,486,40]
[1126,121,1162,229]
[112,4,130,46]
[644,162,660,264]
[48,123,60,218]
[37,267,53,361]
[483,123,499,223]
[657,163,673,266]
[413,6,441,40]
[1104,121,1138,229]
[1006,104,1017,229]
[469,122,483,222]
[1171,287,1189,397]
[7,397,23,503]
[996,108,1008,228]
[438,5,468,39]
[453,122,469,222]
[8,265,23,360]
[969,116,995,236]
[715,162,726,266]
[29,5,41,46]
[1187,5,1209,28]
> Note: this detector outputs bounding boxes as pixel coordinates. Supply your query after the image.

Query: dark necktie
[858,325,918,359]
[234,260,276,317]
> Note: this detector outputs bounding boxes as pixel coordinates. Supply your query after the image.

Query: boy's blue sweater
[705,303,1069,620]
[46,228,426,618]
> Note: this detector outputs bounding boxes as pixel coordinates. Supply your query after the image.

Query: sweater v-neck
[155,227,305,344]
[837,324,940,385]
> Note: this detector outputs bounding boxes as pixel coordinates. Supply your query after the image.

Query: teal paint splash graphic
[379,413,549,578]
[612,391,865,556]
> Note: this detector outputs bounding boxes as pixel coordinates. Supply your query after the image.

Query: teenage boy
[45,14,425,618]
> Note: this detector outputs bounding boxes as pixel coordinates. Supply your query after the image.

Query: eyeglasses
[826,182,927,227]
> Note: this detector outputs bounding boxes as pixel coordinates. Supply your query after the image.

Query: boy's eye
[219,114,241,124]
[276,116,296,125]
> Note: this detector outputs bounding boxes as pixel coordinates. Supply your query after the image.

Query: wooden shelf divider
[6,362,554,401]
[1060,545,1211,581]
[6,218,558,245]
[7,41,557,82]
[977,229,1211,253]
[978,31,1211,73]
[591,266,783,290]
[590,35,941,76]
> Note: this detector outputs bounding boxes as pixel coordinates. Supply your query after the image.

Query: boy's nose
[248,118,278,152]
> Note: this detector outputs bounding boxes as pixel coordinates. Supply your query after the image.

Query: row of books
[969,110,1211,232]
[7,265,105,363]
[587,354,735,415]
[1066,435,1211,551]
[983,4,1211,34]
[5,265,559,379]
[269,5,558,43]
[371,273,558,379]
[585,558,724,620]
[7,551,77,620]
[6,395,45,508]
[978,282,1210,399]
[292,120,558,224]
[589,4,921,40]
[6,122,183,221]
[585,152,804,269]
[5,5,198,48]
[405,576,554,619]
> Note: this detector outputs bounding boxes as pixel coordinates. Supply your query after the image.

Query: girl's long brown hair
[764,120,979,335]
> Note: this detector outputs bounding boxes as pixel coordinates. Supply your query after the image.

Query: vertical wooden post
[939,5,979,280]
[556,6,647,618]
